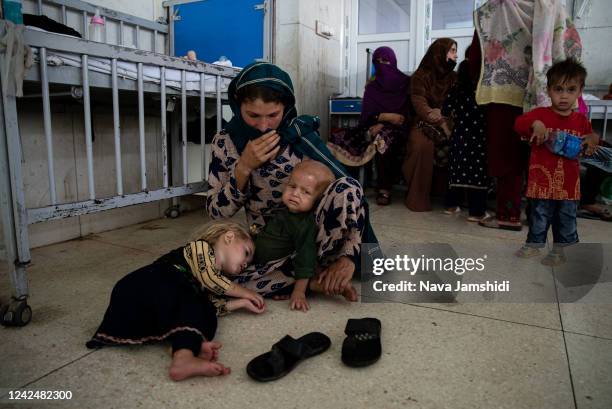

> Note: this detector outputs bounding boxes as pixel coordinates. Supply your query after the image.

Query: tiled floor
[1,192,611,409]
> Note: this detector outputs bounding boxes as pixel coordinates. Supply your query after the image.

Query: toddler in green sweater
[254,160,336,311]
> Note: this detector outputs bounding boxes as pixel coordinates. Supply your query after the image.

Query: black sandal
[341,318,382,367]
[376,191,391,206]
[247,332,331,382]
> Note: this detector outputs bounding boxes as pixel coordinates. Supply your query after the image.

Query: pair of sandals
[247,318,382,382]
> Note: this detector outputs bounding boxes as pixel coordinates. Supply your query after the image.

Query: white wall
[574,0,612,92]
[275,0,345,140]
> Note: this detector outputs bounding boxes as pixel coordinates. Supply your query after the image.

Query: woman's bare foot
[198,341,222,361]
[169,349,230,381]
[309,279,358,302]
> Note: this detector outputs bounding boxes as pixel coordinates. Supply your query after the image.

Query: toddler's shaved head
[292,160,335,197]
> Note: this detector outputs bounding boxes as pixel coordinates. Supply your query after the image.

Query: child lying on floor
[86,221,264,381]
[253,160,358,312]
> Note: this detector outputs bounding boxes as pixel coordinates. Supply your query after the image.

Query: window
[432,0,474,30]
[358,0,411,35]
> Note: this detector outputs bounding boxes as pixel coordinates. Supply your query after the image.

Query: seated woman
[206,62,379,298]
[327,46,411,205]
[402,38,458,211]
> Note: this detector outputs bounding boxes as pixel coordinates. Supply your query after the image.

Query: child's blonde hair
[191,220,252,244]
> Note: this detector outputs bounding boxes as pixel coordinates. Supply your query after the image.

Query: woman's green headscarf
[225,62,298,153]
[225,62,380,257]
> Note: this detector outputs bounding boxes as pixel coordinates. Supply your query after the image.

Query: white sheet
[27,27,237,93]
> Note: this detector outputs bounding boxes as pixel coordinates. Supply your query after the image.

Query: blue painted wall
[174,0,264,67]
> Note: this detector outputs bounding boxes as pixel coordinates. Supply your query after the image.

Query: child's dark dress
[86,241,230,356]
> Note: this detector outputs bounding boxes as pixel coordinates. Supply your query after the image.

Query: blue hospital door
[173,0,267,67]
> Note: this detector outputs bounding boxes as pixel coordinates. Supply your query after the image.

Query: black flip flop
[341,318,382,367]
[247,332,331,382]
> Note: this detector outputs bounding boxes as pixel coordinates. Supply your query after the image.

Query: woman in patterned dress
[206,62,379,299]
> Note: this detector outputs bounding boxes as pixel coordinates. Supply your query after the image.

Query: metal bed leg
[216,76,222,134]
[111,59,124,196]
[181,70,187,186]
[82,55,96,199]
[166,107,181,219]
[0,127,30,326]
[161,67,168,189]
[0,63,32,327]
[200,74,207,181]
[137,62,147,191]
[165,70,189,220]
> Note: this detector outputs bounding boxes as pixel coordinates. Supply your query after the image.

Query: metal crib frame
[25,0,169,52]
[0,20,239,326]
[585,99,612,141]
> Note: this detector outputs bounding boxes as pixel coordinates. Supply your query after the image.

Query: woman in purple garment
[327,47,411,205]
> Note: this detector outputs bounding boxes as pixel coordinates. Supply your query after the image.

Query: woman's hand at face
[237,130,281,173]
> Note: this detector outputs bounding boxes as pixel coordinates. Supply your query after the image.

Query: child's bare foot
[169,349,230,381]
[198,341,222,361]
[342,284,358,302]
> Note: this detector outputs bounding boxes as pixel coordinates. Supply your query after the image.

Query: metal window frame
[163,0,273,60]
[347,0,481,96]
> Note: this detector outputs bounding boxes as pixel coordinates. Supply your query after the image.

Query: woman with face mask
[328,46,411,206]
[401,38,458,211]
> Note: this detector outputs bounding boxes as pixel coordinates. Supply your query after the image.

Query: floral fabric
[475,0,582,111]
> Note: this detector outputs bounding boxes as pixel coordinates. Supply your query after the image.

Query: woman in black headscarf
[206,62,380,298]
[402,38,458,212]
